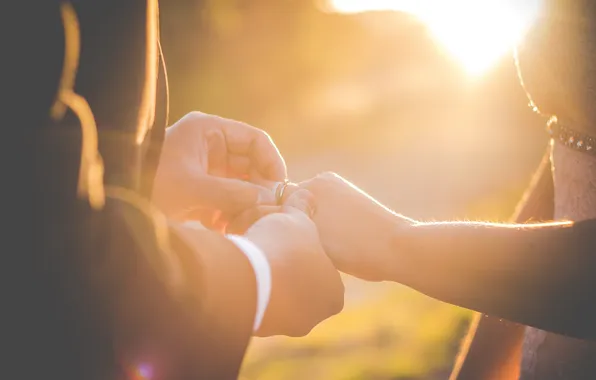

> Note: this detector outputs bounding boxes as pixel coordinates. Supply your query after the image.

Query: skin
[153,111,285,228]
[153,112,344,336]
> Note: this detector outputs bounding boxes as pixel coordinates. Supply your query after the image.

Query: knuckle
[258,127,272,140]
[302,189,316,203]
[232,119,264,138]
[312,276,345,320]
[255,129,278,153]
[309,171,340,189]
[283,277,344,338]
[289,189,315,210]
[280,314,316,338]
[319,171,339,180]
[327,300,344,319]
[183,110,208,123]
[174,111,209,133]
[287,324,314,338]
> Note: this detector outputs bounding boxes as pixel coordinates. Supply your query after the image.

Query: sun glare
[330,0,542,76]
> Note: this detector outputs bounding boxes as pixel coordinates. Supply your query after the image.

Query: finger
[226,205,281,234]
[228,156,280,184]
[297,172,344,197]
[177,112,285,180]
[249,179,286,201]
[253,179,278,189]
[205,129,228,177]
[248,167,266,184]
[282,189,316,217]
[227,154,251,178]
[179,207,219,228]
[192,175,277,216]
[248,132,287,181]
[280,183,300,204]
[260,181,302,205]
[254,180,301,206]
[215,116,287,181]
[296,177,318,194]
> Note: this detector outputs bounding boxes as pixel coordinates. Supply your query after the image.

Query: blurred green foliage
[160,1,548,378]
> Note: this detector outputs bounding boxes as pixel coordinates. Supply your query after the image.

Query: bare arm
[393,218,596,340]
[450,150,554,380]
[301,170,595,341]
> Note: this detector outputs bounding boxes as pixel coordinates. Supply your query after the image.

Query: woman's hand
[299,172,416,281]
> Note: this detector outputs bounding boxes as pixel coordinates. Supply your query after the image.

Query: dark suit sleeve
[397,216,596,341]
[22,2,258,378]
[91,200,258,380]
[167,223,258,378]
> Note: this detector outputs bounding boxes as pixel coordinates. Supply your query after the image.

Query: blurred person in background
[9,1,342,379]
[455,1,596,379]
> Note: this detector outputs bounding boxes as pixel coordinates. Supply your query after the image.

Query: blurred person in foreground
[10,1,342,379]
[263,1,596,379]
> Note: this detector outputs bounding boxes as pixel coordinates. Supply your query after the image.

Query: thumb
[195,175,276,216]
[282,189,316,218]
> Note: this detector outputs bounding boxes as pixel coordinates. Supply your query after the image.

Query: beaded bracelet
[547,117,596,155]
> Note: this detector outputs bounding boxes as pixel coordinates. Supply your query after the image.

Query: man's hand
[244,189,344,337]
[299,172,416,281]
[152,112,286,228]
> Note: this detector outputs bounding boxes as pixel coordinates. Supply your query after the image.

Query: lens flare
[126,362,154,380]
[330,0,542,75]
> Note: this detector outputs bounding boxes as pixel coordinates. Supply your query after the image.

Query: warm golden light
[330,0,541,76]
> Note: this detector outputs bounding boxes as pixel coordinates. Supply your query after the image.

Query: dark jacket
[7,2,256,379]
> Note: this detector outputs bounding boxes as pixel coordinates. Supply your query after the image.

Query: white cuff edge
[225,235,272,332]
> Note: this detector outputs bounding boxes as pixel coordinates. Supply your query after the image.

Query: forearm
[450,150,554,380]
[166,222,263,377]
[169,223,258,327]
[389,217,596,339]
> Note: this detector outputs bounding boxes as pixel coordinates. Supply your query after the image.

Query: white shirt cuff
[225,235,271,332]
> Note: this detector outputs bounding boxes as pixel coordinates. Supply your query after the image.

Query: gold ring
[274,180,289,205]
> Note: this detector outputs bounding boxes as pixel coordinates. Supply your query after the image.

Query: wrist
[225,235,272,332]
[380,213,418,283]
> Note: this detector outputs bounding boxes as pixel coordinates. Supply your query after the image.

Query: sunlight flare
[330,0,542,75]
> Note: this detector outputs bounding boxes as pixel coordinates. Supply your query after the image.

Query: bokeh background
[160,1,549,379]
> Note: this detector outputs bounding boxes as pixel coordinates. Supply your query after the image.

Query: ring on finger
[274,180,289,205]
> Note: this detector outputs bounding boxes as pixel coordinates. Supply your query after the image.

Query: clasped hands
[153,112,413,337]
